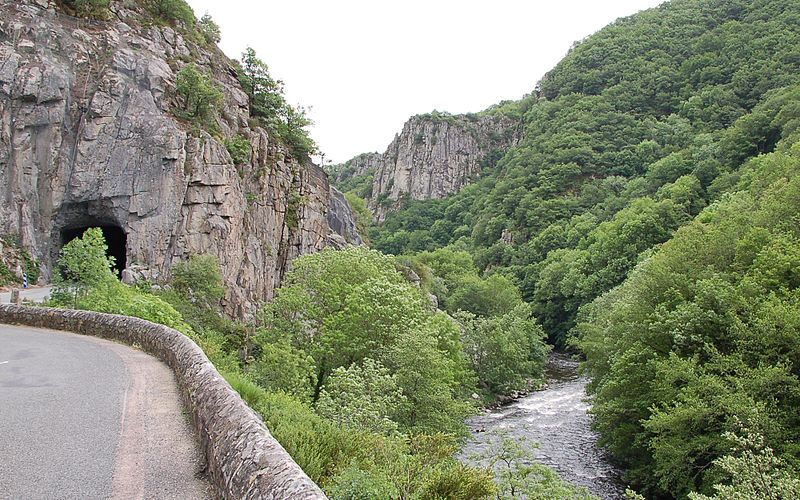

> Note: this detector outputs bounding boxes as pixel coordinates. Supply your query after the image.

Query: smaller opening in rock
[60,225,128,278]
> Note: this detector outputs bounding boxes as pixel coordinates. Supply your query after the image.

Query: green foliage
[224,375,495,498]
[688,423,800,500]
[78,281,194,336]
[150,0,195,27]
[316,358,405,435]
[365,0,800,349]
[457,304,549,396]
[198,12,220,44]
[175,63,223,128]
[259,246,474,435]
[479,431,596,499]
[450,273,523,318]
[285,192,307,230]
[51,228,116,307]
[224,134,251,165]
[61,0,110,19]
[574,142,800,496]
[248,341,317,402]
[170,254,224,308]
[0,236,40,286]
[237,48,316,158]
[343,192,372,244]
[48,229,195,338]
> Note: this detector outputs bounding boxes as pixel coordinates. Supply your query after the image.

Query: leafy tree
[457,304,549,395]
[689,423,800,500]
[449,273,522,318]
[259,247,474,434]
[238,47,286,123]
[248,341,317,403]
[198,12,220,44]
[237,48,316,158]
[175,63,223,126]
[51,228,116,306]
[575,143,800,496]
[151,0,195,27]
[170,254,224,308]
[478,431,596,499]
[316,358,406,435]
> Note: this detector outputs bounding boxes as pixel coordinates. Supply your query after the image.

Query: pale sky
[186,0,665,164]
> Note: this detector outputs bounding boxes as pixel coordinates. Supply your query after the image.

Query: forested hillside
[363,0,800,345]
[333,0,800,497]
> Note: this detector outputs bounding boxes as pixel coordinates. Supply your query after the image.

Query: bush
[151,0,195,27]
[224,134,251,165]
[51,228,116,307]
[175,63,223,127]
[316,358,406,435]
[170,254,224,308]
[198,12,220,44]
[76,281,194,337]
[457,304,549,396]
[61,0,110,19]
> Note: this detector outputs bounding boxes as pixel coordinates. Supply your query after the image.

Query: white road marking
[0,361,9,364]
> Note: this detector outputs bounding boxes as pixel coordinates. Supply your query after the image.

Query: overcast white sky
[185,0,665,164]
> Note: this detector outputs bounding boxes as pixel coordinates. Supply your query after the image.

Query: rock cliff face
[332,113,520,221]
[0,0,358,316]
[327,152,381,187]
[326,187,363,248]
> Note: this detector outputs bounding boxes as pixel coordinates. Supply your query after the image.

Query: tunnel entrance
[60,225,128,277]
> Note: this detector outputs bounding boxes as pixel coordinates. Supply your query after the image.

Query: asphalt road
[0,325,211,499]
[0,286,52,304]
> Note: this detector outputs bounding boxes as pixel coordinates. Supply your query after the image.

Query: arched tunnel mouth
[60,225,128,278]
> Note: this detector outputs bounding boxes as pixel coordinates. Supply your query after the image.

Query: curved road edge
[0,324,211,499]
[0,304,327,500]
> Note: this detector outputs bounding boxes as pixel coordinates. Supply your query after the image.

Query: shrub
[224,134,251,165]
[51,228,116,307]
[198,12,220,44]
[170,254,224,308]
[175,63,223,127]
[61,0,110,19]
[151,0,195,27]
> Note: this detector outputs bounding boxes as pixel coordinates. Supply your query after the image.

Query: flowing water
[459,353,624,499]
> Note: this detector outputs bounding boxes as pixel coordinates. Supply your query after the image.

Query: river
[459,352,624,499]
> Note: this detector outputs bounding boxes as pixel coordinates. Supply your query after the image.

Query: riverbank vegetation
[48,235,583,498]
[332,0,800,497]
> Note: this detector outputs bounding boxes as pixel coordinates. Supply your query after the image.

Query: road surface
[0,324,211,499]
[0,285,52,304]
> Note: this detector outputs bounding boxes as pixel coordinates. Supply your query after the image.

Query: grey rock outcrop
[0,0,359,316]
[331,113,520,221]
[326,187,362,248]
[326,152,381,186]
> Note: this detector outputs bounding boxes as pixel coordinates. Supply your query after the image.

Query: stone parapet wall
[0,304,327,500]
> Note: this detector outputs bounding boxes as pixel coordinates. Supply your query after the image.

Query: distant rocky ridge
[329,111,522,221]
[0,0,360,316]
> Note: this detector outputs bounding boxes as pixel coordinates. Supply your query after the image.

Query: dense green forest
[329,0,800,497]
[367,0,800,344]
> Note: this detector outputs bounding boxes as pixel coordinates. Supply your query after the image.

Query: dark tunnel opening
[60,225,128,277]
